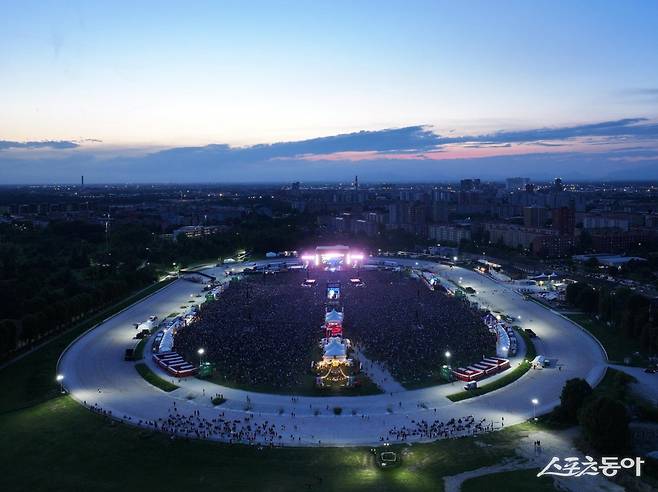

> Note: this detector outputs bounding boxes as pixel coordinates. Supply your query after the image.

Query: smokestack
[81,175,84,189]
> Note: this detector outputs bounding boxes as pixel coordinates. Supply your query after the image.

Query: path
[352,346,405,393]
[444,428,624,492]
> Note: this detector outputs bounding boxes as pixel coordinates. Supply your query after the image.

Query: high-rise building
[552,206,575,236]
[460,178,481,191]
[523,206,548,228]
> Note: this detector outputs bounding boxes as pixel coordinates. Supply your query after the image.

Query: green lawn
[447,328,536,402]
[565,313,644,363]
[461,468,556,492]
[0,396,535,492]
[0,277,175,414]
[132,337,147,360]
[135,363,178,392]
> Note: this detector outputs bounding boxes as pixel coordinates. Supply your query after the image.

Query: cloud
[0,140,80,151]
[1,118,658,183]
[438,118,658,146]
[151,125,442,163]
[619,88,658,101]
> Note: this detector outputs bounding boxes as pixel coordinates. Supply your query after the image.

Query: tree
[578,396,630,454]
[584,256,600,270]
[559,378,592,423]
[0,319,18,355]
[20,314,40,343]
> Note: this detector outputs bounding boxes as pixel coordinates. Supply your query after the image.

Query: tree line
[565,281,658,357]
[0,212,317,359]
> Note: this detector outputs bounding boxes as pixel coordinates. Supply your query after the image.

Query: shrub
[578,396,630,454]
[559,378,592,423]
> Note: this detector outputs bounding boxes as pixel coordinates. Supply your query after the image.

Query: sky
[1,0,658,183]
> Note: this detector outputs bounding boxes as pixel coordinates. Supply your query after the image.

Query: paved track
[58,259,607,446]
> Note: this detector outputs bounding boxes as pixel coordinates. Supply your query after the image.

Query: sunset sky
[2,0,658,182]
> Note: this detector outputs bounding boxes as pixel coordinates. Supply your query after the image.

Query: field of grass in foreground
[461,468,555,492]
[0,396,543,492]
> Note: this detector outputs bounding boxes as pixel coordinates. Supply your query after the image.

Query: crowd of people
[339,269,496,385]
[385,415,492,441]
[174,271,325,390]
[174,267,494,390]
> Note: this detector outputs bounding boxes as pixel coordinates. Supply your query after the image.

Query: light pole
[197,348,205,365]
[532,398,539,420]
[56,374,65,394]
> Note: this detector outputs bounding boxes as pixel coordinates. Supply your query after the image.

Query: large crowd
[385,415,491,441]
[174,271,325,390]
[339,269,496,385]
[174,267,495,390]
[83,397,494,446]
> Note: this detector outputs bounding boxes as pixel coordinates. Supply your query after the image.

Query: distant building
[172,225,224,241]
[583,213,630,231]
[552,206,575,235]
[588,228,648,253]
[523,206,548,228]
[484,222,574,257]
[506,177,530,191]
[428,224,471,244]
[460,178,481,191]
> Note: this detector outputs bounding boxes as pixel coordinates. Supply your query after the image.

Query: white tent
[323,337,347,358]
[325,309,344,323]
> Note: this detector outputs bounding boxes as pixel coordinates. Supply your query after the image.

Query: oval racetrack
[58,259,607,446]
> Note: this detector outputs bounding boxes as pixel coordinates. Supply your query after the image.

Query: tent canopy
[323,337,347,357]
[325,309,344,322]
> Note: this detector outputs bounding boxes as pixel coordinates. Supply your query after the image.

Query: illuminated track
[58,259,607,446]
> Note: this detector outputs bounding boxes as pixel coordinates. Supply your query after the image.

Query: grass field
[461,468,556,492]
[0,277,176,414]
[135,363,178,392]
[133,337,147,360]
[564,313,644,363]
[447,328,537,402]
[0,396,538,492]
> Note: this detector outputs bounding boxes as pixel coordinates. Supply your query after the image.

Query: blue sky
[1,1,658,182]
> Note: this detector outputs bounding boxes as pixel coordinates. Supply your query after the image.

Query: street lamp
[531,398,539,420]
[445,351,451,367]
[197,348,205,365]
[56,374,65,393]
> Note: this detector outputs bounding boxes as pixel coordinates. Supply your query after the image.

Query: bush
[333,407,342,415]
[559,378,592,423]
[578,396,630,454]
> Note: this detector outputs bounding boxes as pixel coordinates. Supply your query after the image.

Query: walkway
[352,345,405,393]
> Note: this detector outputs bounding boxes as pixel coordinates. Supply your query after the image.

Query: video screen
[327,281,341,300]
